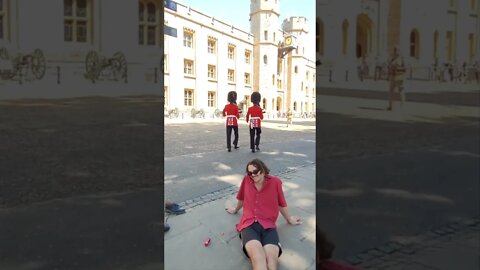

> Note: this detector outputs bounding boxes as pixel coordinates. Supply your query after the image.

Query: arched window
[263,55,268,64]
[342,20,349,55]
[410,29,420,59]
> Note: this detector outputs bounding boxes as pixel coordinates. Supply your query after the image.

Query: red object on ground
[204,238,211,247]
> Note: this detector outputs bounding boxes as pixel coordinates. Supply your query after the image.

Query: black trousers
[249,127,261,149]
[226,126,239,149]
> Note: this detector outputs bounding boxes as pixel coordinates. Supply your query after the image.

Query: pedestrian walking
[246,92,263,153]
[226,158,302,270]
[387,46,406,111]
[223,91,240,152]
[286,108,293,127]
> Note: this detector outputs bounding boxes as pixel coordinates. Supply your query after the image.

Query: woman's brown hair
[245,159,270,175]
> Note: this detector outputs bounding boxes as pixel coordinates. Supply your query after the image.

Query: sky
[174,0,316,35]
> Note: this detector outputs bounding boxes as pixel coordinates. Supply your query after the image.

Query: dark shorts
[239,221,282,258]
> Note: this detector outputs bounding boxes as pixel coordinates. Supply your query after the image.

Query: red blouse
[235,175,287,232]
[222,103,240,126]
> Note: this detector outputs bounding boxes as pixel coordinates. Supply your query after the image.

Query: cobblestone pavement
[346,216,480,269]
[0,96,164,208]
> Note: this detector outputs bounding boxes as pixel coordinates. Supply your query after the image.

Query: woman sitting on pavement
[226,158,302,270]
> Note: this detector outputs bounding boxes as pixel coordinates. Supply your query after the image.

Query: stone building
[0,0,163,98]
[316,0,479,82]
[164,0,316,117]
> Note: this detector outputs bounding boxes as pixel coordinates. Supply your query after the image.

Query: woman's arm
[226,200,244,214]
[279,206,302,225]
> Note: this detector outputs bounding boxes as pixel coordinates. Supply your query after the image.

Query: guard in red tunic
[222,91,240,152]
[246,92,264,153]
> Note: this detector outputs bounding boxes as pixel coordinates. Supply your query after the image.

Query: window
[228,69,235,82]
[263,55,268,64]
[208,38,216,54]
[184,89,194,106]
[184,59,194,75]
[277,79,282,89]
[312,88,315,97]
[471,0,477,10]
[316,19,324,56]
[164,86,168,106]
[446,31,455,62]
[245,73,251,85]
[208,65,216,79]
[433,31,439,60]
[277,58,283,74]
[410,29,420,59]
[469,33,476,61]
[272,74,275,85]
[228,44,235,60]
[293,102,297,111]
[183,30,193,48]
[306,87,309,97]
[342,20,349,55]
[208,91,216,107]
[245,50,251,64]
[264,30,268,41]
[294,66,298,73]
[64,0,91,42]
[0,0,7,40]
[313,73,316,82]
[273,32,276,42]
[306,71,309,80]
[138,1,159,45]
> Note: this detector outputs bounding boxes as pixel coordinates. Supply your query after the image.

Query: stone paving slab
[164,164,316,270]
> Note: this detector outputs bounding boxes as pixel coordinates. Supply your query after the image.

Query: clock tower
[250,0,281,111]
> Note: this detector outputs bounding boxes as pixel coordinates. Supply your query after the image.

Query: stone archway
[356,14,374,59]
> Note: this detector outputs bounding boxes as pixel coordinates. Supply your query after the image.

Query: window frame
[245,72,251,85]
[227,69,235,83]
[207,38,216,54]
[64,0,92,43]
[207,91,216,107]
[183,30,194,48]
[0,0,8,40]
[208,64,216,79]
[184,89,194,107]
[184,59,194,75]
[228,44,235,60]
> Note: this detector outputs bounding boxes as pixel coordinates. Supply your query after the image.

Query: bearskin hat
[227,91,237,103]
[251,91,261,105]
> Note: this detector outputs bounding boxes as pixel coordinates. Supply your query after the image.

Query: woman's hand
[288,216,302,225]
[225,207,237,214]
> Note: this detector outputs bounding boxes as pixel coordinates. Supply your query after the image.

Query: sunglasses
[247,169,260,176]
